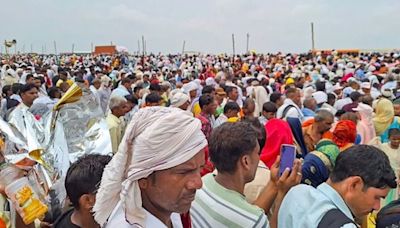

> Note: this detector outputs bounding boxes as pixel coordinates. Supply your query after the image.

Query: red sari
[260,118,294,168]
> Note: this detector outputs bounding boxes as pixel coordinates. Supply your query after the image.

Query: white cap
[312,91,328,104]
[361,82,371,89]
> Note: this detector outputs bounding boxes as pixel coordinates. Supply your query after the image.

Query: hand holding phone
[279,144,296,176]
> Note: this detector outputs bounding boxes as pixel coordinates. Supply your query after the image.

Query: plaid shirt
[196,112,212,141]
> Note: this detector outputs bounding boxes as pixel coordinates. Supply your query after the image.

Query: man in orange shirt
[302,110,334,152]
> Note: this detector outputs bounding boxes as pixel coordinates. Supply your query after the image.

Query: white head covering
[170,92,190,108]
[182,81,198,94]
[303,86,315,99]
[93,107,207,227]
[205,77,217,87]
[361,82,371,89]
[312,91,328,104]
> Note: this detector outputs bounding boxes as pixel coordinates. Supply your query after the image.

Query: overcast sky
[1,0,399,54]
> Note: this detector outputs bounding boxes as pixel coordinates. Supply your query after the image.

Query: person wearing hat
[94,107,207,228]
[359,81,372,95]
[182,82,200,115]
[215,87,227,117]
[170,92,190,111]
[329,83,343,99]
[353,102,376,145]
[380,88,396,101]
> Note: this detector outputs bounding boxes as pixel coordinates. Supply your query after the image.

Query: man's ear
[239,155,251,171]
[346,176,364,193]
[138,178,149,190]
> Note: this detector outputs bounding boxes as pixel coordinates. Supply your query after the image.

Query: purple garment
[342,102,358,112]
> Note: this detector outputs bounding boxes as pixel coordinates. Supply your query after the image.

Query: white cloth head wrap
[93,107,207,227]
[170,92,190,108]
[312,91,328,104]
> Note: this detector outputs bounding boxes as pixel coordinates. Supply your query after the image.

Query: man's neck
[201,111,210,117]
[71,209,98,228]
[326,179,355,218]
[214,172,246,195]
[21,101,31,108]
[390,144,399,150]
[311,124,322,139]
[111,112,122,118]
[142,201,172,227]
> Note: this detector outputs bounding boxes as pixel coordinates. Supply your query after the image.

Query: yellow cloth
[286,77,295,85]
[56,79,74,87]
[241,63,249,72]
[361,212,376,228]
[227,117,240,123]
[0,194,11,228]
[191,102,201,116]
[373,98,395,136]
[106,113,124,154]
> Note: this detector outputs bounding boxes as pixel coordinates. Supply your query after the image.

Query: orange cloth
[332,120,357,149]
[302,118,333,139]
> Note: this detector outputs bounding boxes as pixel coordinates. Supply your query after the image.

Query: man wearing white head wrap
[94,107,207,227]
[170,92,190,110]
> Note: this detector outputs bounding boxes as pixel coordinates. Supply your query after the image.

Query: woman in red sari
[260,118,294,168]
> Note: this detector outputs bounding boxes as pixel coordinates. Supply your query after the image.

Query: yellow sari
[373,98,394,136]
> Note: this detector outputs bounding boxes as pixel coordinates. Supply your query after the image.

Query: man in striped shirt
[191,122,302,228]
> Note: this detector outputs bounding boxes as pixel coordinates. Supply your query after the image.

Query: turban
[170,92,190,108]
[182,81,198,94]
[312,91,328,104]
[93,107,207,227]
[332,120,357,148]
[205,77,216,87]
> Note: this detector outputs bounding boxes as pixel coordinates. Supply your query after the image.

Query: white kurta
[105,201,183,228]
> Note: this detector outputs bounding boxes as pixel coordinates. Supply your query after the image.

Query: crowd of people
[0,50,400,227]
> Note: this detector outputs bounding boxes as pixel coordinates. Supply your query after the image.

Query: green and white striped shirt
[191,173,269,228]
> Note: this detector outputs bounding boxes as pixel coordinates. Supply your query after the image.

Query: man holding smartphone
[278,145,396,228]
[191,122,302,228]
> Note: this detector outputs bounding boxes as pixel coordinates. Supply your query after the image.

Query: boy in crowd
[53,154,112,228]
[259,101,277,125]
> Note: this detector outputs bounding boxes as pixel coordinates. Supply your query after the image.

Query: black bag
[281,104,295,119]
[376,199,400,228]
[318,208,357,228]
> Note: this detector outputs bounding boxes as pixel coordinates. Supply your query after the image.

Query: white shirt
[214,114,228,128]
[105,201,183,228]
[225,81,243,107]
[33,96,58,110]
[276,99,304,121]
[111,85,130,98]
[334,97,352,111]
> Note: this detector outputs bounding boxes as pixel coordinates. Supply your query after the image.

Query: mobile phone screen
[279,144,296,176]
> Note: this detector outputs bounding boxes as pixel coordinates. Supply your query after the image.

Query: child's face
[394,104,400,117]
[263,111,276,120]
[389,135,400,149]
[226,110,239,118]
